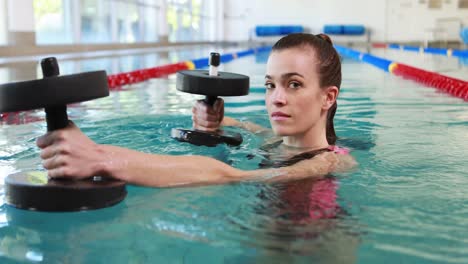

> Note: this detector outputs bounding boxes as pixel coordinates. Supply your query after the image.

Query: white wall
[0,0,6,45]
[7,0,35,32]
[223,0,386,42]
[386,0,468,42]
[223,0,468,43]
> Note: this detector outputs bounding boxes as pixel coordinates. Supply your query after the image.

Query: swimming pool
[0,46,467,263]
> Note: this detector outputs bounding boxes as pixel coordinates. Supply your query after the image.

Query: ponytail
[315,33,333,45]
[326,102,337,145]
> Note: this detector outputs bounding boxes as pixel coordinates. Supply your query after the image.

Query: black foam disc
[171,128,243,147]
[0,71,109,113]
[5,171,127,212]
[176,70,249,96]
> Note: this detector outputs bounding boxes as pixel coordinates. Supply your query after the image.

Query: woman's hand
[335,153,358,173]
[297,151,357,176]
[36,122,106,180]
[192,98,224,132]
[288,151,340,179]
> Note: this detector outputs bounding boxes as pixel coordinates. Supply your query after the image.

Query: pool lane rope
[385,44,468,58]
[0,47,272,120]
[106,46,271,89]
[334,45,468,101]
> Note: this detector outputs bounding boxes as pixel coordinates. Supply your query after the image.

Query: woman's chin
[272,127,294,137]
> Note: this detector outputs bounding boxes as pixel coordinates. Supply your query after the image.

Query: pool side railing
[334,45,468,101]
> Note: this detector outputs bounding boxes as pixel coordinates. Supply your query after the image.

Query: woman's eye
[288,82,301,89]
[265,83,274,89]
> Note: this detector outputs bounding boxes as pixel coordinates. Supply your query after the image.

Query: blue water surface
[0,48,467,264]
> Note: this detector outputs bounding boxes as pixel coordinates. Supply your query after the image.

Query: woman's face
[265,47,329,137]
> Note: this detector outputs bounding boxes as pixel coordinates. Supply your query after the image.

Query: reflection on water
[0,179,361,263]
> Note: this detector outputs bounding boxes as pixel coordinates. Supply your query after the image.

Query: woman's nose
[271,87,287,105]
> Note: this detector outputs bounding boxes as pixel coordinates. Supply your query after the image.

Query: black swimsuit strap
[259,147,332,168]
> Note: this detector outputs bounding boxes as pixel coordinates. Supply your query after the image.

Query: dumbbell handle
[203,96,218,106]
[45,106,68,131]
[41,57,69,131]
[203,52,221,107]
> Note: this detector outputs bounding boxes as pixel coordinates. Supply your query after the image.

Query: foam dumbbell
[0,57,127,212]
[171,52,250,147]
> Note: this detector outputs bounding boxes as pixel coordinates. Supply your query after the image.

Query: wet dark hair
[271,33,341,145]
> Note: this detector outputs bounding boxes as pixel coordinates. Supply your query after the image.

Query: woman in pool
[37,33,356,187]
[194,33,355,224]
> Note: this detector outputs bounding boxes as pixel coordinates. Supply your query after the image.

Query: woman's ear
[323,86,339,110]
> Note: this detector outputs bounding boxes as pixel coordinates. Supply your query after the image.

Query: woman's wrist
[221,116,240,127]
[96,145,128,182]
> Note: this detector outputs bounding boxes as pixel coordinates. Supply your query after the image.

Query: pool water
[0,47,468,263]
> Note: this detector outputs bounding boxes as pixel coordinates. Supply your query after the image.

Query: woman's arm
[37,123,338,187]
[221,116,267,134]
[193,98,268,134]
[81,145,337,187]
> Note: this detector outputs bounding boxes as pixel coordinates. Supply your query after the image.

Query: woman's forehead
[266,48,318,76]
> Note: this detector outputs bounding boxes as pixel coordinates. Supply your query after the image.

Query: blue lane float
[334,45,361,60]
[220,54,234,63]
[335,45,392,72]
[424,47,448,55]
[453,49,468,57]
[461,27,468,44]
[255,46,273,53]
[255,25,304,36]
[192,58,210,69]
[361,54,392,72]
[188,47,272,70]
[343,25,366,35]
[403,46,420,52]
[324,25,344,35]
[324,25,366,35]
[236,49,255,58]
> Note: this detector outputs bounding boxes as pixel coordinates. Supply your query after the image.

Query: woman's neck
[281,122,329,149]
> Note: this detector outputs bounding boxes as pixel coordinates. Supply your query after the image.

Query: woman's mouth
[271,111,291,121]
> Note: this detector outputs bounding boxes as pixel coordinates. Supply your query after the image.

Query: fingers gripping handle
[41,57,69,131]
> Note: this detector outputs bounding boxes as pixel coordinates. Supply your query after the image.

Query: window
[167,0,215,42]
[33,0,216,44]
[200,0,216,41]
[80,0,112,43]
[34,0,158,44]
[34,0,74,44]
[141,1,159,42]
[116,1,140,43]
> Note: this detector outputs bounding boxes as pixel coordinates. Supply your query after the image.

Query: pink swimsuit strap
[328,145,350,155]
